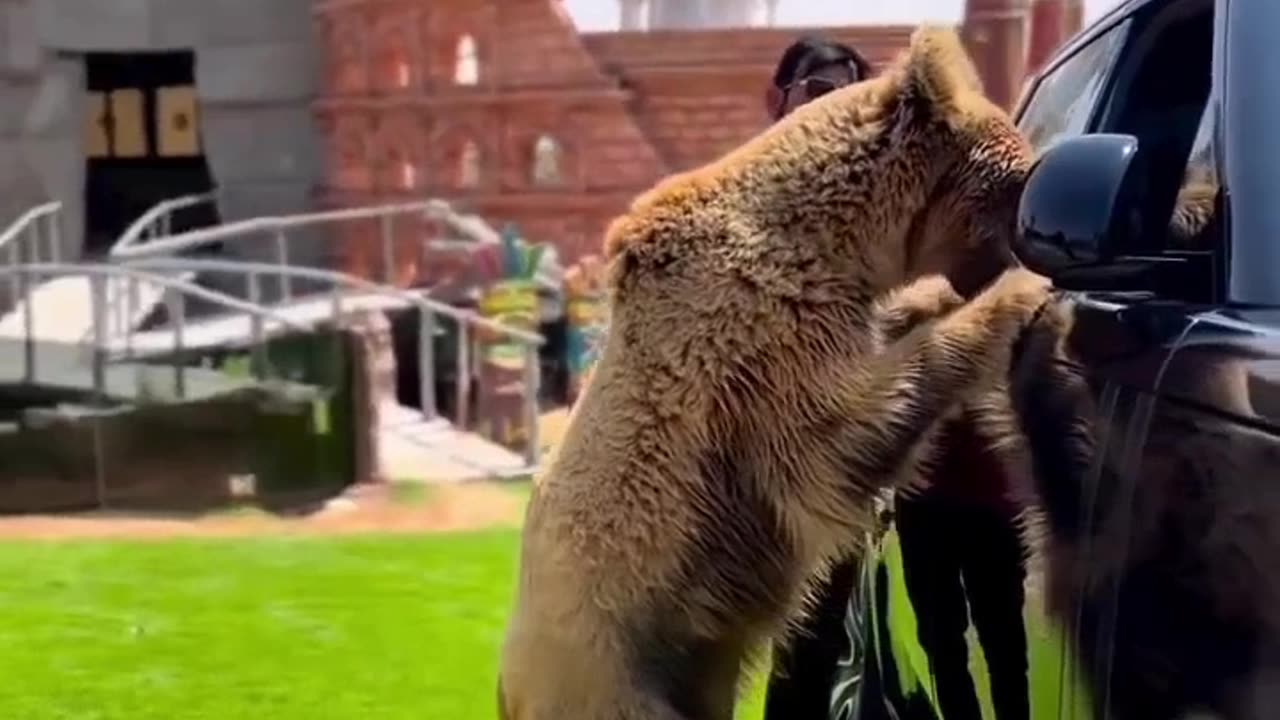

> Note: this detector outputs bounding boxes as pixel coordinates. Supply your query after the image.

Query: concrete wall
[0,0,322,262]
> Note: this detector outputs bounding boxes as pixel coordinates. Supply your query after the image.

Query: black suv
[778,0,1280,718]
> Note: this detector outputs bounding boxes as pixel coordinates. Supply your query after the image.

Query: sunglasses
[780,61,861,105]
[785,76,846,103]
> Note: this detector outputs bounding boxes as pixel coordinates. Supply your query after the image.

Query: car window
[1017,20,1131,154]
[1092,0,1215,265]
[1167,104,1221,252]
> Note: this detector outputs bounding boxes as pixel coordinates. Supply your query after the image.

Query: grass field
[0,512,768,719]
[0,477,1085,720]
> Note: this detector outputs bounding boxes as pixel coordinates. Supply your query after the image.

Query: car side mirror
[1014,134,1143,281]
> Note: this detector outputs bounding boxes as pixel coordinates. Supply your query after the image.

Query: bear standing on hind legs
[499,26,1048,720]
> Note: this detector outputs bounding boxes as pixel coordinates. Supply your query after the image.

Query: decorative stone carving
[319,9,369,95]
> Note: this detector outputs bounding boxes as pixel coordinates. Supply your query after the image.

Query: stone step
[377,407,533,483]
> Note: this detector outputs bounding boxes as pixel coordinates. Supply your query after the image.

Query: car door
[1070,0,1280,715]
[1008,0,1280,718]
[1009,9,1202,719]
[832,5,1223,718]
[1004,2,1231,718]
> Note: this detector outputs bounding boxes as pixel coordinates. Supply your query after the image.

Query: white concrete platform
[121,292,420,356]
[0,274,176,345]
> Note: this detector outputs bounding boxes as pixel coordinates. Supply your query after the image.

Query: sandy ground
[0,482,527,540]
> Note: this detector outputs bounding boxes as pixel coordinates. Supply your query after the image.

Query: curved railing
[112,191,219,255]
[0,201,62,309]
[0,262,308,399]
[121,257,545,465]
[102,197,552,466]
[111,197,457,272]
[106,198,467,339]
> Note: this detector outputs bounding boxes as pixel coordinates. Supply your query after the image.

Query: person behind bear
[498,26,1049,720]
[894,422,1030,720]
[765,36,874,121]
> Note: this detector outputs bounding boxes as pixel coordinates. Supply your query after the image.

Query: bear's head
[601,26,1032,310]
[760,25,1034,299]
[892,28,1032,297]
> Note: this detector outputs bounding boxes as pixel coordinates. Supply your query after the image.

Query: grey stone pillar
[619,0,646,30]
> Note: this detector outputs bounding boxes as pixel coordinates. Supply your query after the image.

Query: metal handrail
[107,199,464,337]
[0,262,310,400]
[121,257,544,465]
[113,191,218,254]
[0,201,62,309]
[0,201,61,252]
[111,198,458,262]
[103,197,546,464]
[122,258,544,345]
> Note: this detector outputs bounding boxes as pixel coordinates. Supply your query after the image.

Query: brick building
[312,0,1084,276]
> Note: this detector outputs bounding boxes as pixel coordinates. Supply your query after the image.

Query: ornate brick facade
[313,0,1081,275]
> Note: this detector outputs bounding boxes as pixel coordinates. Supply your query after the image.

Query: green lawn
[0,499,1089,720]
[0,526,768,719]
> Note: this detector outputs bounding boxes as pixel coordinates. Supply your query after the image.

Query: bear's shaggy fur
[498,26,1051,720]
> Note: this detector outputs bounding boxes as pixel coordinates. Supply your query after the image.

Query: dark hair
[772,36,873,90]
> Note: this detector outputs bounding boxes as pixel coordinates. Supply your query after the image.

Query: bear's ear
[898,25,984,112]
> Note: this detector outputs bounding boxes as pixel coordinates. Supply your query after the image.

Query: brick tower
[1065,0,1086,37]
[961,0,1031,109]
[620,0,646,30]
[1026,0,1067,75]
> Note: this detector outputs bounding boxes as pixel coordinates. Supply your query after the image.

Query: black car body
[772,0,1280,718]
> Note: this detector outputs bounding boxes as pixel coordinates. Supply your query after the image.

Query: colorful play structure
[461,225,606,451]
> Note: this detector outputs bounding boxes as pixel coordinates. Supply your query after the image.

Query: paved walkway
[124,292,417,356]
[0,274,173,345]
[379,404,532,482]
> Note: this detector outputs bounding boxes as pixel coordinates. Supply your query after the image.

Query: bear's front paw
[1010,294,1079,390]
[980,267,1054,332]
[877,274,965,343]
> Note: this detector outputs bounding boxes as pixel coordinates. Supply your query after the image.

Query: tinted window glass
[1091,0,1216,284]
[1017,21,1131,153]
[1167,104,1221,251]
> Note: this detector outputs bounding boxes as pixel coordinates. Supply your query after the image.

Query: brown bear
[498,26,1051,720]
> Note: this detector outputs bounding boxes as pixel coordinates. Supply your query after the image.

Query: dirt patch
[0,482,527,541]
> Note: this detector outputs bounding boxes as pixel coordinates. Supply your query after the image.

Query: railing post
[90,273,107,398]
[248,272,266,378]
[26,217,41,263]
[46,211,60,264]
[113,277,126,341]
[20,262,34,383]
[274,229,292,300]
[330,284,344,387]
[2,243,14,308]
[125,276,139,359]
[419,308,436,419]
[454,324,470,429]
[381,213,395,286]
[522,342,541,468]
[167,288,186,399]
